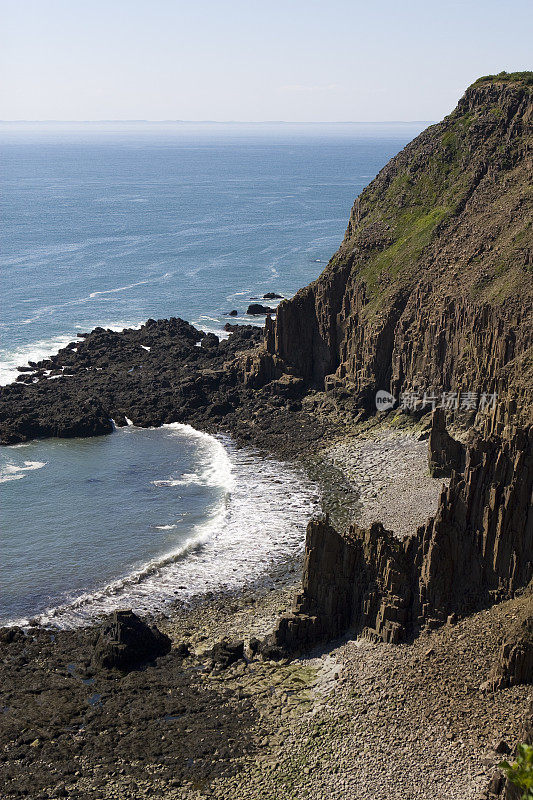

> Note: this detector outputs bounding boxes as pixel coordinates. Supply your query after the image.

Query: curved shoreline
[2,423,321,629]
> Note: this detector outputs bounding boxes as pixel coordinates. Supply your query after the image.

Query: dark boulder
[92,610,171,671]
[0,627,26,645]
[246,304,275,315]
[248,637,261,656]
[258,635,286,661]
[263,293,283,300]
[210,638,244,669]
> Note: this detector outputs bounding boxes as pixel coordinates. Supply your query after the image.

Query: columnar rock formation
[268,76,533,410]
[273,417,533,650]
[268,76,533,657]
[427,408,466,477]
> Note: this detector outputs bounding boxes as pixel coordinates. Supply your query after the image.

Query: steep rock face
[427,408,466,477]
[273,420,533,650]
[417,424,532,621]
[269,77,533,407]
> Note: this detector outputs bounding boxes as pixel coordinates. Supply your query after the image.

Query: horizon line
[0,118,434,125]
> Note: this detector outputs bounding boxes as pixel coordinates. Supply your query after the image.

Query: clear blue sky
[1,0,531,121]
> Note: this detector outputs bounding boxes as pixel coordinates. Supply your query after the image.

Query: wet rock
[263,293,283,300]
[92,610,171,671]
[0,319,267,447]
[200,333,219,349]
[247,304,275,315]
[0,627,26,645]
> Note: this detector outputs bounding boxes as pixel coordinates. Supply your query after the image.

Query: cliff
[268,74,533,411]
[273,410,532,650]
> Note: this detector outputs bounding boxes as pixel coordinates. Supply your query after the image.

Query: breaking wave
[18,424,319,628]
[0,460,47,483]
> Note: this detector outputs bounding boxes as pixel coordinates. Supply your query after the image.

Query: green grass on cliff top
[328,70,532,319]
[472,70,533,86]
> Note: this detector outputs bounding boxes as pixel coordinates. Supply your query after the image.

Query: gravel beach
[1,426,529,800]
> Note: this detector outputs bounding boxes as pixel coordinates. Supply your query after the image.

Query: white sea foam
[0,472,25,483]
[0,335,75,386]
[0,321,144,386]
[0,460,47,483]
[192,322,231,340]
[29,426,319,628]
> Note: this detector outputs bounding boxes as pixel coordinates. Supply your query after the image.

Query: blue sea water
[0,121,426,625]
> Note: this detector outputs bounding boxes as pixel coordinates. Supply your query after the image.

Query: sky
[1,0,531,122]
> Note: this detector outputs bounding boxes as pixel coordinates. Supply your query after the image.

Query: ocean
[0,121,426,625]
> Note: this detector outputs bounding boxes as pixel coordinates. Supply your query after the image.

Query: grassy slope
[328,73,533,320]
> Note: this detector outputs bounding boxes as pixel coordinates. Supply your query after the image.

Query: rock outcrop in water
[273,414,533,650]
[0,319,335,455]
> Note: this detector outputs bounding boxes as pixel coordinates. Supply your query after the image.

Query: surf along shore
[2,74,533,799]
[0,317,529,800]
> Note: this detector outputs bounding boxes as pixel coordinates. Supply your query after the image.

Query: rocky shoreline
[0,390,530,799]
[0,313,531,800]
[1,73,532,799]
[0,318,339,461]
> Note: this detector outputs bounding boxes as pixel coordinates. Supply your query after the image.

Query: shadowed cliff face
[269,77,533,406]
